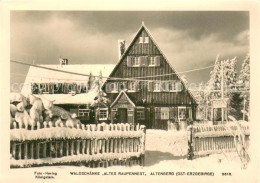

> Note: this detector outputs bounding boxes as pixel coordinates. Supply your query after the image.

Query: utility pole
[221,61,224,124]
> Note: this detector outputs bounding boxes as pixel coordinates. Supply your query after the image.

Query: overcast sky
[10,11,249,88]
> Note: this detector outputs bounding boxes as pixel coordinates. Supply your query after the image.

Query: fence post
[140,125,146,167]
[30,142,34,159]
[187,125,194,160]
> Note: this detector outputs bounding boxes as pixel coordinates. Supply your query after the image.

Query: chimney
[118,40,125,59]
[59,57,69,65]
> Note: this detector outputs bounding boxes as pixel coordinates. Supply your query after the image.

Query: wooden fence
[188,122,250,156]
[10,122,146,168]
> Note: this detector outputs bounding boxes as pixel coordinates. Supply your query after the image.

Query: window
[139,37,143,43]
[161,107,169,120]
[144,37,149,43]
[110,82,118,93]
[137,110,145,120]
[133,57,140,66]
[149,57,156,66]
[42,83,50,94]
[167,82,176,92]
[78,109,90,119]
[154,81,161,92]
[128,82,136,92]
[178,107,186,121]
[99,108,108,120]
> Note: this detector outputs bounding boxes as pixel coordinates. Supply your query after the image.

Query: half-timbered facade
[103,23,197,129]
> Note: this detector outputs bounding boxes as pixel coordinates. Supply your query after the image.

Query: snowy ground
[18,129,246,171]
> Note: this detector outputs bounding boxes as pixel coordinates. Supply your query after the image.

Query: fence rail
[188,122,250,156]
[10,122,146,168]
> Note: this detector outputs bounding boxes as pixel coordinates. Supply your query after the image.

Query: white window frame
[178,107,186,121]
[144,37,149,43]
[78,109,90,118]
[128,82,136,92]
[149,57,156,66]
[132,57,140,67]
[161,107,169,120]
[154,81,161,92]
[110,82,118,93]
[42,83,50,94]
[139,37,143,43]
[99,108,108,120]
[168,82,176,92]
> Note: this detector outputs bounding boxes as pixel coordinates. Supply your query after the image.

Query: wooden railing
[187,122,250,156]
[10,122,146,168]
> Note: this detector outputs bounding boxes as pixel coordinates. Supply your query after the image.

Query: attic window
[139,37,143,43]
[144,37,149,43]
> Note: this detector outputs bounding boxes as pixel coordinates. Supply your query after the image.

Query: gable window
[161,107,169,120]
[144,37,149,43]
[99,108,108,120]
[139,37,143,43]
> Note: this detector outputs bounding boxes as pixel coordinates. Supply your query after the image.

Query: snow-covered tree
[92,71,110,108]
[87,72,95,91]
[207,56,238,100]
[238,55,250,89]
[206,55,238,121]
[238,55,250,119]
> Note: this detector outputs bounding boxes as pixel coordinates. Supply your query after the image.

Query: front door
[118,108,127,123]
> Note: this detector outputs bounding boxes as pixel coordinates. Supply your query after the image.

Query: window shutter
[169,107,175,119]
[115,82,119,92]
[155,56,161,66]
[143,56,148,66]
[134,81,139,92]
[105,83,111,93]
[137,57,142,67]
[160,81,165,91]
[148,81,154,92]
[155,107,160,119]
[127,56,132,67]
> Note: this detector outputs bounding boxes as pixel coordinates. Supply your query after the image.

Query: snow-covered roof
[21,64,115,105]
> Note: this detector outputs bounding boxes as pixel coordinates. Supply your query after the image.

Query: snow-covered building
[22,23,198,129]
[102,23,197,129]
[21,60,115,123]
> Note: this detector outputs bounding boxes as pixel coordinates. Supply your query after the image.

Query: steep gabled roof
[110,90,135,108]
[107,23,197,103]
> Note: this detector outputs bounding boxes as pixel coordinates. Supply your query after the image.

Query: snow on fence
[10,122,146,168]
[188,123,250,156]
